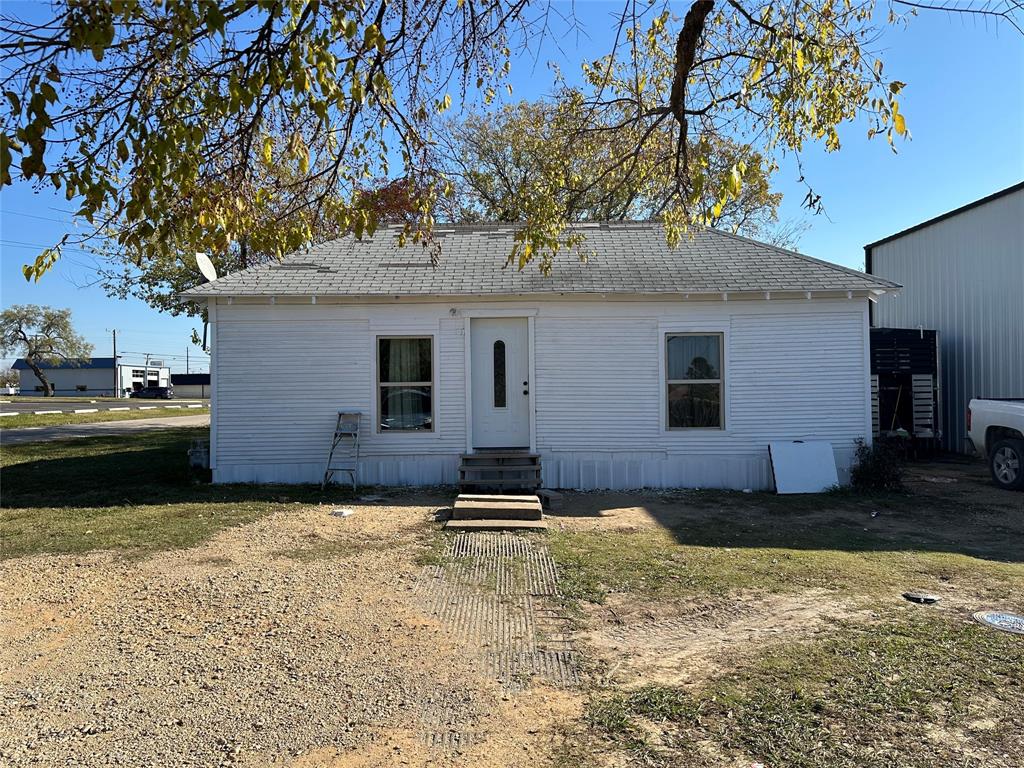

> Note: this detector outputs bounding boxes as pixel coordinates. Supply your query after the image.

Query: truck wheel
[989,438,1024,491]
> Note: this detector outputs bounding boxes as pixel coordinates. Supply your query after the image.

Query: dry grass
[575,611,1023,767]
[547,463,1024,767]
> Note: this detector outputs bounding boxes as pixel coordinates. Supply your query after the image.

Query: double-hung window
[666,333,724,429]
[377,336,433,432]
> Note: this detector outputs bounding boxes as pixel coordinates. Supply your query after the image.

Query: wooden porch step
[462,452,539,461]
[459,463,541,473]
[459,452,542,492]
[452,494,543,521]
[458,478,542,488]
[444,518,548,531]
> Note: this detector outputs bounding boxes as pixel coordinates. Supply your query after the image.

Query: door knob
[523,380,529,396]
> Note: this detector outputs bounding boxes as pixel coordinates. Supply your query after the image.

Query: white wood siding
[535,306,867,489]
[216,315,369,469]
[729,312,866,438]
[535,317,661,450]
[210,298,871,489]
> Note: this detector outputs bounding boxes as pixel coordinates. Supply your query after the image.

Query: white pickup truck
[967,398,1024,490]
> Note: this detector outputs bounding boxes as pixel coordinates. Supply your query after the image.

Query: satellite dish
[196,252,218,283]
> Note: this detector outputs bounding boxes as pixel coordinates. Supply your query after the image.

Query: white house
[182,222,899,490]
[13,357,170,397]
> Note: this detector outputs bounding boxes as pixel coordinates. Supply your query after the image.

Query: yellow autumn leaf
[893,111,907,137]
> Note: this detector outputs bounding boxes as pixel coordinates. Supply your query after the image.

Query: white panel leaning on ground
[179,222,900,491]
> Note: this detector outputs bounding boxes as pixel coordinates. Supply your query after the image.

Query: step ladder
[321,411,361,491]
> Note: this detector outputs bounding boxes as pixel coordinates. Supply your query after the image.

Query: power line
[1,209,75,225]
[119,350,210,357]
[0,239,95,256]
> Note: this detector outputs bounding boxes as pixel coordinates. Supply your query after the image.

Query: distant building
[13,357,171,397]
[867,182,1024,452]
[171,373,210,398]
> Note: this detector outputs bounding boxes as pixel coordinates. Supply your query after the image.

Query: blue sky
[2,2,1022,373]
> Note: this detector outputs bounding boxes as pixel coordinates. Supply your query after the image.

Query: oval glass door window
[493,340,506,407]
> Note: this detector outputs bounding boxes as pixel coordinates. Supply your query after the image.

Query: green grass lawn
[1,405,208,429]
[1,396,128,403]
[0,428,350,558]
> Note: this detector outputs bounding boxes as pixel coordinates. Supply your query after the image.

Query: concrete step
[536,488,565,511]
[444,518,548,532]
[452,497,543,521]
[458,493,541,503]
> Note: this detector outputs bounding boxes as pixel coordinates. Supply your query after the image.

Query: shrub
[850,438,904,492]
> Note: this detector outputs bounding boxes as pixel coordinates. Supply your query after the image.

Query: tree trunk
[25,359,52,396]
[669,0,714,180]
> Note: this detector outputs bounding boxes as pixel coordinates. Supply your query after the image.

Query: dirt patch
[548,459,1024,560]
[0,496,580,767]
[581,589,866,688]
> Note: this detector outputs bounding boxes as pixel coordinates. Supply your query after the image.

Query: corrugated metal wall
[869,186,1024,452]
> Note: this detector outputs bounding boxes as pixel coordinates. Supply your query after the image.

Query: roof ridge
[179,221,901,299]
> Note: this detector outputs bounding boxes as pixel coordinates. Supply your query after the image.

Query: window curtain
[380,338,430,383]
[667,335,720,380]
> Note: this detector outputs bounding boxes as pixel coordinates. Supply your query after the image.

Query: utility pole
[107,329,119,397]
[186,346,189,374]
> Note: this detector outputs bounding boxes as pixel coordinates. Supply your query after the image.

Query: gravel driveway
[0,498,577,767]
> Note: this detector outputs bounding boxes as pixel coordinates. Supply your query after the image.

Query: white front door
[471,318,530,448]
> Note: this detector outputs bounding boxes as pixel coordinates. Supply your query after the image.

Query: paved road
[1,414,210,445]
[0,399,207,415]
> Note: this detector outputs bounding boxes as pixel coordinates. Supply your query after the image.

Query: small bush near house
[849,438,904,491]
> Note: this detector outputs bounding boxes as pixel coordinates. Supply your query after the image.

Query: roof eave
[188,287,899,302]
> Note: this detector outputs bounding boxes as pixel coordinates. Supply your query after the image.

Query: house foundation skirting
[212,447,855,490]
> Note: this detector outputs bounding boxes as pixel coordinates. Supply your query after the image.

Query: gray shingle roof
[181,221,899,298]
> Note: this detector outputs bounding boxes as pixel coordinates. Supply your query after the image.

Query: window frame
[665,332,725,431]
[375,334,435,434]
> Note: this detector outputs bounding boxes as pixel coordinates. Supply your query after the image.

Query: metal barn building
[867,182,1024,452]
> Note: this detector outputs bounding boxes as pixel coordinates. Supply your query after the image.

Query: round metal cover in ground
[903,591,940,604]
[973,611,1024,635]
